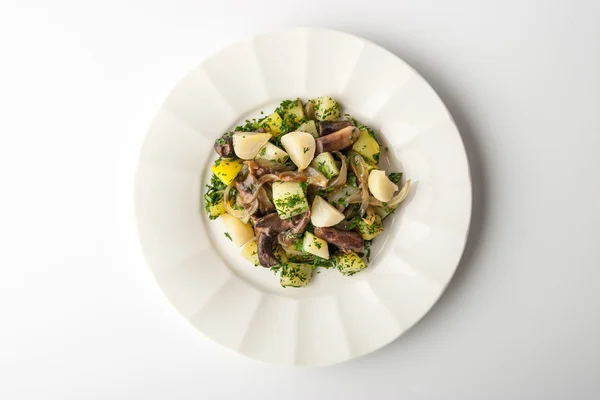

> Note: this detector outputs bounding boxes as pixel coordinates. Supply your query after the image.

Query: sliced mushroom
[235,172,257,204]
[278,171,308,183]
[315,126,360,154]
[276,210,311,247]
[214,132,234,157]
[314,226,364,253]
[253,211,311,266]
[257,233,279,267]
[245,159,294,178]
[304,100,316,120]
[256,187,274,215]
[253,212,296,236]
[318,120,354,136]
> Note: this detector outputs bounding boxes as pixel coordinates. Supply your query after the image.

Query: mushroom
[256,187,275,215]
[235,170,258,204]
[315,126,360,154]
[257,234,279,267]
[314,226,364,253]
[213,132,234,157]
[245,159,294,178]
[304,100,316,120]
[252,211,311,267]
[318,120,354,136]
[253,212,296,235]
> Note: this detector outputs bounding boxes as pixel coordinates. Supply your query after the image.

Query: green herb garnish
[388,172,403,184]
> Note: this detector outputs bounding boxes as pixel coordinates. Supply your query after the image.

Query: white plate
[134,27,471,366]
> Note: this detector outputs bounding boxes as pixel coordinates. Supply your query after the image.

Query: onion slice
[281,243,306,256]
[349,152,369,217]
[224,180,253,224]
[327,151,347,187]
[239,173,278,205]
[304,167,328,187]
[367,179,412,207]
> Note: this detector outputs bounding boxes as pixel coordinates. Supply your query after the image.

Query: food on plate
[203,97,411,287]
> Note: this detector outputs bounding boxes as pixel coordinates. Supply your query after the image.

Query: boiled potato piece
[220,213,254,246]
[336,251,367,276]
[241,238,259,266]
[311,195,345,227]
[356,206,384,240]
[256,142,289,163]
[283,99,305,127]
[280,263,313,288]
[232,132,272,160]
[313,96,340,121]
[280,131,316,170]
[302,231,329,259]
[272,181,309,219]
[259,112,283,136]
[352,128,380,164]
[368,170,398,202]
[326,185,359,209]
[206,199,226,219]
[211,158,244,185]
[311,152,339,179]
[273,245,288,264]
[297,120,318,138]
[365,161,378,174]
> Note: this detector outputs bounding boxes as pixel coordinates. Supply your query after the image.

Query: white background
[1,0,599,399]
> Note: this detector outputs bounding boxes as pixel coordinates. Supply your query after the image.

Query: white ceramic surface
[134,27,471,366]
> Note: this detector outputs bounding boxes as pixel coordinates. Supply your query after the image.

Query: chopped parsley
[275,99,297,117]
[274,194,303,210]
[303,147,309,154]
[372,152,380,163]
[388,172,403,184]
[313,256,335,269]
[280,263,311,287]
[234,118,263,132]
[204,174,226,219]
[215,132,231,146]
[293,237,304,252]
[346,172,358,187]
[364,240,372,261]
[224,232,232,241]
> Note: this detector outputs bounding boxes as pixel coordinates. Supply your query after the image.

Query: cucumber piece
[311,152,340,179]
[297,120,318,138]
[352,128,380,164]
[272,181,310,219]
[313,96,340,121]
[256,142,289,163]
[280,263,313,288]
[335,251,368,276]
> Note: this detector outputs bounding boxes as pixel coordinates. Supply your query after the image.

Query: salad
[204,96,411,288]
